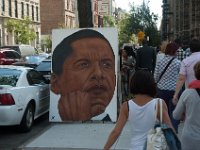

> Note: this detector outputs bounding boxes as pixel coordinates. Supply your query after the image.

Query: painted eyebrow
[101,58,114,62]
[74,58,89,64]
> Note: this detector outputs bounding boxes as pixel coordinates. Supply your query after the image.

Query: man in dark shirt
[135,39,156,74]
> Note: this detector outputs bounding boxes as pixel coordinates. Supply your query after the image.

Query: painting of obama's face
[51,37,116,121]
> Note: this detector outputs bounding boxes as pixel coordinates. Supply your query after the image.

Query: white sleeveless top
[127,98,158,150]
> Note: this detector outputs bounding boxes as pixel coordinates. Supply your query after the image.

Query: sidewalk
[19,122,131,150]
[19,122,183,150]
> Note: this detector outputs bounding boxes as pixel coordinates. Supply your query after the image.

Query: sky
[115,0,162,27]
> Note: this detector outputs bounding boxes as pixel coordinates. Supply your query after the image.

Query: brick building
[40,0,76,35]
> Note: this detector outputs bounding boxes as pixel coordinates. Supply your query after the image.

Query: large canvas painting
[49,28,118,122]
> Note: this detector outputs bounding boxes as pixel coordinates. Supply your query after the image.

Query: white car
[0,65,50,132]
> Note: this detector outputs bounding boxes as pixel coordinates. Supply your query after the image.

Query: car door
[27,70,50,116]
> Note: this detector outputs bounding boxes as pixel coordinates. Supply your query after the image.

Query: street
[0,113,51,150]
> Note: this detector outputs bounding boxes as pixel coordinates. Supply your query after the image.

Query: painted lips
[87,85,107,95]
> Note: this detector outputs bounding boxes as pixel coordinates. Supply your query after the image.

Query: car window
[0,46,20,54]
[0,68,21,86]
[25,56,45,65]
[12,51,21,59]
[36,61,51,71]
[4,51,21,59]
[27,70,47,85]
[4,51,15,58]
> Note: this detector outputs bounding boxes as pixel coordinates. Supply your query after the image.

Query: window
[36,6,39,21]
[0,68,21,86]
[36,32,39,44]
[5,51,15,59]
[21,2,24,18]
[2,0,5,14]
[4,51,21,59]
[15,0,18,18]
[67,0,69,10]
[27,4,29,16]
[27,70,47,85]
[9,0,12,16]
[32,5,34,20]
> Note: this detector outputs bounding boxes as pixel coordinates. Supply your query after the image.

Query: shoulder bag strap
[159,99,163,124]
[155,99,158,120]
[127,101,129,112]
[155,98,163,124]
[157,57,175,83]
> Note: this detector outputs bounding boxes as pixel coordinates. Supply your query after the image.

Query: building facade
[40,0,76,35]
[92,0,99,27]
[162,0,200,42]
[0,0,40,47]
[98,0,116,16]
[98,0,117,27]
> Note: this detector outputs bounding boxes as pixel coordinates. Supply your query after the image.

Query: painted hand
[58,90,91,121]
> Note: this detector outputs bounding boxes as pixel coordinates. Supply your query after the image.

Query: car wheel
[19,103,34,132]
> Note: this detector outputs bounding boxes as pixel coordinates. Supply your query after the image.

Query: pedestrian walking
[104,70,174,150]
[173,38,200,105]
[135,39,156,74]
[120,49,132,99]
[173,60,200,150]
[156,41,168,63]
[174,38,190,62]
[154,42,181,133]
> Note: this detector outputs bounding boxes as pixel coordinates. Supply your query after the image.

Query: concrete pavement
[19,122,131,150]
[18,121,183,150]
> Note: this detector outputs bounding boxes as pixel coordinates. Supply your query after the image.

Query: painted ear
[50,73,61,95]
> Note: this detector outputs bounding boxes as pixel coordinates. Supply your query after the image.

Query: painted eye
[80,62,89,68]
[74,60,90,69]
[102,60,113,68]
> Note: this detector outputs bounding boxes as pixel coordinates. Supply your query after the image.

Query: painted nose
[91,63,104,80]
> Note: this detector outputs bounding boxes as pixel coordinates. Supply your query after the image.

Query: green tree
[5,17,36,44]
[117,13,132,47]
[103,16,116,27]
[117,2,161,47]
[42,36,52,53]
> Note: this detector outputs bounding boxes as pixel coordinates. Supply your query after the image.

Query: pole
[77,0,93,28]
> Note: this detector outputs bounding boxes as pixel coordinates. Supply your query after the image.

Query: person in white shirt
[104,70,174,150]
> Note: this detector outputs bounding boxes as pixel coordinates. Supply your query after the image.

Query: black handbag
[157,99,181,150]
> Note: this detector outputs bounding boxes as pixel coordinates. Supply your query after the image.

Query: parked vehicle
[38,52,51,59]
[0,65,50,132]
[0,49,21,65]
[12,61,38,68]
[0,45,37,57]
[12,55,48,68]
[36,58,51,80]
[25,55,47,65]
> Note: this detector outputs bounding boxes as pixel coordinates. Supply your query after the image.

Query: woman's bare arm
[104,102,129,150]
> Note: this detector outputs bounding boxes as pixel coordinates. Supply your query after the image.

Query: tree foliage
[5,17,36,44]
[117,2,161,47]
[117,13,133,47]
[103,15,116,27]
[42,36,52,53]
